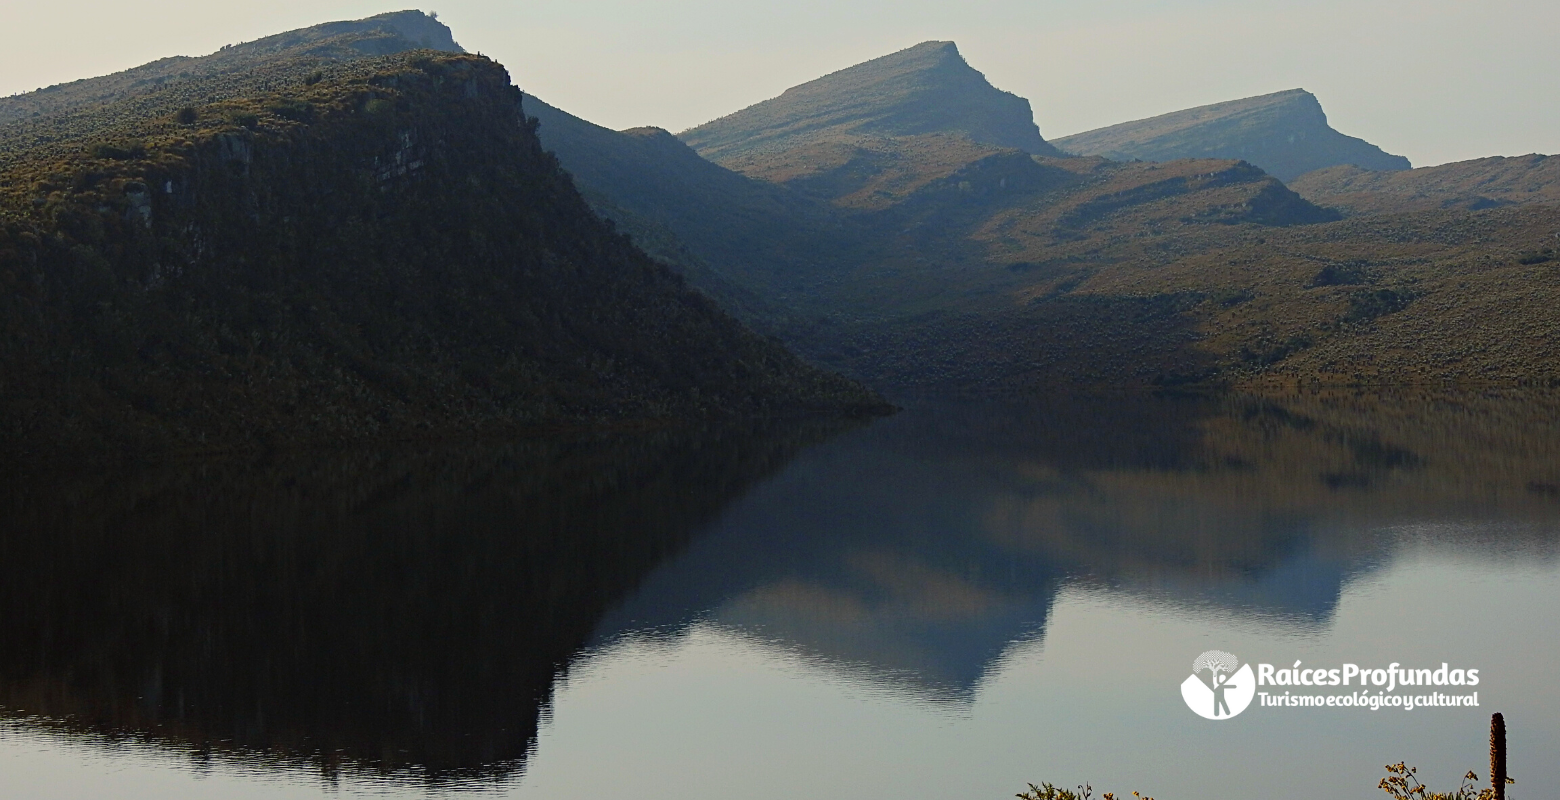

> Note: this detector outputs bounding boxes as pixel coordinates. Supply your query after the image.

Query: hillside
[1291,154,1560,216]
[0,48,885,460]
[1053,89,1410,182]
[679,41,1061,163]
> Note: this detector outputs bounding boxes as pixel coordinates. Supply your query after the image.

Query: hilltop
[0,45,885,460]
[0,10,461,128]
[679,41,1061,164]
[1054,89,1410,182]
[1292,153,1560,216]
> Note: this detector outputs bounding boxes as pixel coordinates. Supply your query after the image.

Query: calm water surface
[3,392,1558,799]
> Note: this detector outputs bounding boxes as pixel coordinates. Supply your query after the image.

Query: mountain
[1291,154,1560,216]
[0,10,462,128]
[1053,89,1411,182]
[0,47,885,460]
[679,41,1062,165]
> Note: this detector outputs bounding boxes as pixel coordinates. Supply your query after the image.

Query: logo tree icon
[1193,650,1240,717]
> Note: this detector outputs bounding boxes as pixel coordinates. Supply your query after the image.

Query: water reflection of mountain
[591,391,1560,700]
[0,418,855,785]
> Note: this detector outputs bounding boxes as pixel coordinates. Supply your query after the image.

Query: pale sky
[3,0,1558,167]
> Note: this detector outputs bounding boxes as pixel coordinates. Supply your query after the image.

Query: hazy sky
[4,0,1558,167]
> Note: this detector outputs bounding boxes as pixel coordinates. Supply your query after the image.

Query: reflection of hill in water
[5,391,1558,781]
[0,418,854,785]
[593,390,1560,700]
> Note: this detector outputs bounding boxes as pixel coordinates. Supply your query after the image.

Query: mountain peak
[1054,88,1408,182]
[680,41,1060,162]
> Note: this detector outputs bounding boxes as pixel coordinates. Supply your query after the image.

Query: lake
[2,390,1557,799]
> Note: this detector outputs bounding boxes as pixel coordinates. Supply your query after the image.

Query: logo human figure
[1211,669,1236,717]
[1193,650,1240,718]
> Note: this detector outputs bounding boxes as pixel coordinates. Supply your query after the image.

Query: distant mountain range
[1054,89,1411,182]
[540,41,1560,391]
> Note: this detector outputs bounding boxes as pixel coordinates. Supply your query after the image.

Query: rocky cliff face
[679,41,1061,163]
[0,52,884,460]
[1054,89,1410,182]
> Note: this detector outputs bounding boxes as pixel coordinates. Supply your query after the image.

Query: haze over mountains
[1054,89,1412,182]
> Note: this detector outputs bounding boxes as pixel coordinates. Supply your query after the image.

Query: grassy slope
[0,48,886,460]
[1292,154,1560,216]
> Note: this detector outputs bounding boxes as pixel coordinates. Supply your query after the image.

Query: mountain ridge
[679,41,1061,163]
[1055,89,1411,182]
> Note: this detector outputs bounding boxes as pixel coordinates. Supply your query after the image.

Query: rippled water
[3,392,1558,799]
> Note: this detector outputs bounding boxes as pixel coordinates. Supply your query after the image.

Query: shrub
[1346,288,1413,323]
[266,98,314,122]
[88,140,145,160]
[175,106,198,124]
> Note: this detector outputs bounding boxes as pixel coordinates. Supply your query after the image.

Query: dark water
[2,391,1558,799]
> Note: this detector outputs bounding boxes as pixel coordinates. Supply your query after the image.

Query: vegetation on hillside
[0,49,887,461]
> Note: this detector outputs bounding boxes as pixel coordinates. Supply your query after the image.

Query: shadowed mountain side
[0,11,461,129]
[1292,154,1560,216]
[590,392,1560,700]
[0,53,885,460]
[1054,89,1410,182]
[525,96,875,323]
[680,41,1060,163]
[0,416,859,782]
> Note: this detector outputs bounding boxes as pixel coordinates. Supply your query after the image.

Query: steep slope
[1054,89,1410,182]
[0,51,885,460]
[1291,154,1560,216]
[679,41,1061,163]
[0,10,461,128]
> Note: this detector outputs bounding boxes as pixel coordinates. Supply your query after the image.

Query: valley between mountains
[2,10,1558,458]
